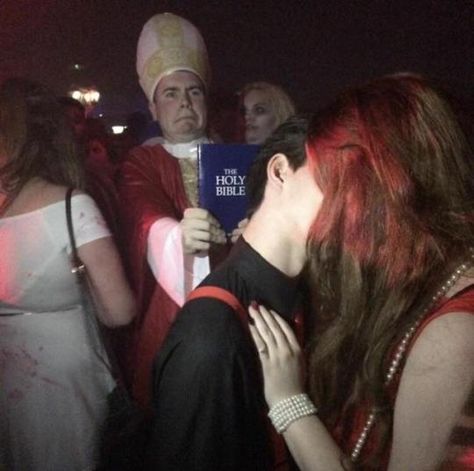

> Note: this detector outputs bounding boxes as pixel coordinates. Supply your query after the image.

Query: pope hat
[136,12,211,103]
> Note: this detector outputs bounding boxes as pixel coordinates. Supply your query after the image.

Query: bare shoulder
[391,312,474,469]
[4,179,86,216]
[406,311,474,376]
[39,182,85,204]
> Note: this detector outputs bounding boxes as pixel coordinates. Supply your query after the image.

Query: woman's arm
[78,236,136,328]
[248,305,352,471]
[249,304,474,471]
[388,312,474,471]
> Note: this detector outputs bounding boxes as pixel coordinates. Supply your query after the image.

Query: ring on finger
[258,346,268,355]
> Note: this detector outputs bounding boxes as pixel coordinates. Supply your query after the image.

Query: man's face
[150,70,207,144]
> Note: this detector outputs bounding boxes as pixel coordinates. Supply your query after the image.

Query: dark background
[1,0,473,125]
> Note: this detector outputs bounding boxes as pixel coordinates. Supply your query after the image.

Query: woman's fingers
[270,309,301,353]
[248,304,305,407]
[257,305,287,350]
[255,304,298,353]
[248,323,269,359]
[248,303,300,356]
[248,304,276,351]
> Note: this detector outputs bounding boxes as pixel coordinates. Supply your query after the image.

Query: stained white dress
[0,194,116,471]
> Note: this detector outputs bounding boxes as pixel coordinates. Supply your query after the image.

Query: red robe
[117,144,190,408]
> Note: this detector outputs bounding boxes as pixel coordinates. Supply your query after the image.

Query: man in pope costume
[118,13,227,407]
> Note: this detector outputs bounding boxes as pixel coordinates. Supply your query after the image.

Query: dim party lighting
[111,125,126,134]
[69,87,100,107]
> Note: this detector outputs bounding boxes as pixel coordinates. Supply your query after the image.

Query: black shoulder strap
[65,187,123,382]
[65,188,84,272]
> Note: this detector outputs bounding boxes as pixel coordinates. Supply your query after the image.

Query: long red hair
[305,74,474,466]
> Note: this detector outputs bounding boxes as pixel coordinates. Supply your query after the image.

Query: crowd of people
[0,11,473,471]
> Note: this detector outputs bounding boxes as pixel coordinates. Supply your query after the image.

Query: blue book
[197,144,260,235]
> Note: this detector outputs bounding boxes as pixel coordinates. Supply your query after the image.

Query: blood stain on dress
[40,376,63,388]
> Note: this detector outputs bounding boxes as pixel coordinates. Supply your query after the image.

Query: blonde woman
[240,81,296,144]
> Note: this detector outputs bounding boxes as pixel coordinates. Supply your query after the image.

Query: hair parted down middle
[304,73,474,466]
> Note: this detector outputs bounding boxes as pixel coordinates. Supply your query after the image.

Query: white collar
[144,136,211,159]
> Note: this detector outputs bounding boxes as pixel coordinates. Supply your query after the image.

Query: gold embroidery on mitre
[145,49,188,79]
[187,50,207,79]
[154,15,185,48]
[143,48,206,97]
[138,14,210,100]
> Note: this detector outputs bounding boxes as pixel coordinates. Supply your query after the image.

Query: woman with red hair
[249,74,474,470]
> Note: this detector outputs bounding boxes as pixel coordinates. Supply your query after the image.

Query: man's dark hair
[246,114,310,216]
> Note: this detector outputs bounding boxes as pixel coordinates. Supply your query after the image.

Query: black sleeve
[145,298,272,471]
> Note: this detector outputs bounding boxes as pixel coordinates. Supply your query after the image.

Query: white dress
[0,194,116,471]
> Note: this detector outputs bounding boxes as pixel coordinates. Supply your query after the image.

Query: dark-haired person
[0,78,136,470]
[248,74,474,470]
[146,115,320,470]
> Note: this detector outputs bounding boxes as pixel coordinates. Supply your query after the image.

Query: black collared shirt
[146,238,300,470]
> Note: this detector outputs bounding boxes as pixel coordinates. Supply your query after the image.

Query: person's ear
[267,153,290,187]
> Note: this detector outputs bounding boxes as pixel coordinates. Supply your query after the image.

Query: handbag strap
[65,187,85,274]
[65,188,123,384]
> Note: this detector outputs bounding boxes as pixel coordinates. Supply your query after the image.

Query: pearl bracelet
[268,393,318,433]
